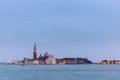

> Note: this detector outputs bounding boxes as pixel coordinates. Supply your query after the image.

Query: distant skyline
[0,0,120,62]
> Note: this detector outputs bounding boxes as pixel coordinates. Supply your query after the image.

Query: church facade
[22,43,56,65]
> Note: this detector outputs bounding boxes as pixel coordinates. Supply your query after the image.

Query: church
[22,43,56,65]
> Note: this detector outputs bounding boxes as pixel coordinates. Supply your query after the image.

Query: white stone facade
[45,55,56,64]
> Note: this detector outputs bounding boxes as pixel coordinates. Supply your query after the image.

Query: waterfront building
[15,61,23,64]
[14,43,92,65]
[56,59,66,64]
[20,44,56,65]
[63,58,92,64]
[63,58,78,64]
[97,60,120,64]
[45,55,56,64]
[56,58,92,64]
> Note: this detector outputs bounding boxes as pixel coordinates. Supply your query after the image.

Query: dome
[44,51,49,57]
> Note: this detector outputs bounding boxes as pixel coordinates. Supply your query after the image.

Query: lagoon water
[0,64,120,80]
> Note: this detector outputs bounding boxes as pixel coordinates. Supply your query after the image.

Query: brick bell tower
[33,43,37,59]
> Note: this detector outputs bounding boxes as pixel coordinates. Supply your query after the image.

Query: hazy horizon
[0,0,120,62]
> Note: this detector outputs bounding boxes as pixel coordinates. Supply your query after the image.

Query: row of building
[97,60,120,64]
[15,43,92,65]
[14,44,120,65]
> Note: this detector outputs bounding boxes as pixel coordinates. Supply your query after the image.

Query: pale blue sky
[0,0,120,62]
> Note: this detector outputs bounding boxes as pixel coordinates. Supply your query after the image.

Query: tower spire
[33,42,37,59]
[34,42,36,51]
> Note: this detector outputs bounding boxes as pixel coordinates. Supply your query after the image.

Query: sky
[0,0,120,62]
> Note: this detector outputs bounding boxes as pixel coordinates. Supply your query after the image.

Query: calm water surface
[0,64,120,80]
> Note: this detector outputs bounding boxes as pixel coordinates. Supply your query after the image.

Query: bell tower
[33,43,37,59]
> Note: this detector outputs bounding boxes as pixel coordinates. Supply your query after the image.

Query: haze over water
[0,64,120,80]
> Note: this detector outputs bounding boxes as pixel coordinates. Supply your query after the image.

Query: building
[56,59,66,64]
[15,61,23,64]
[97,60,120,64]
[45,55,56,64]
[14,43,92,65]
[21,43,56,65]
[56,58,92,64]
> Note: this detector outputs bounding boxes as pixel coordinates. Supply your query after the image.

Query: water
[0,64,120,80]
